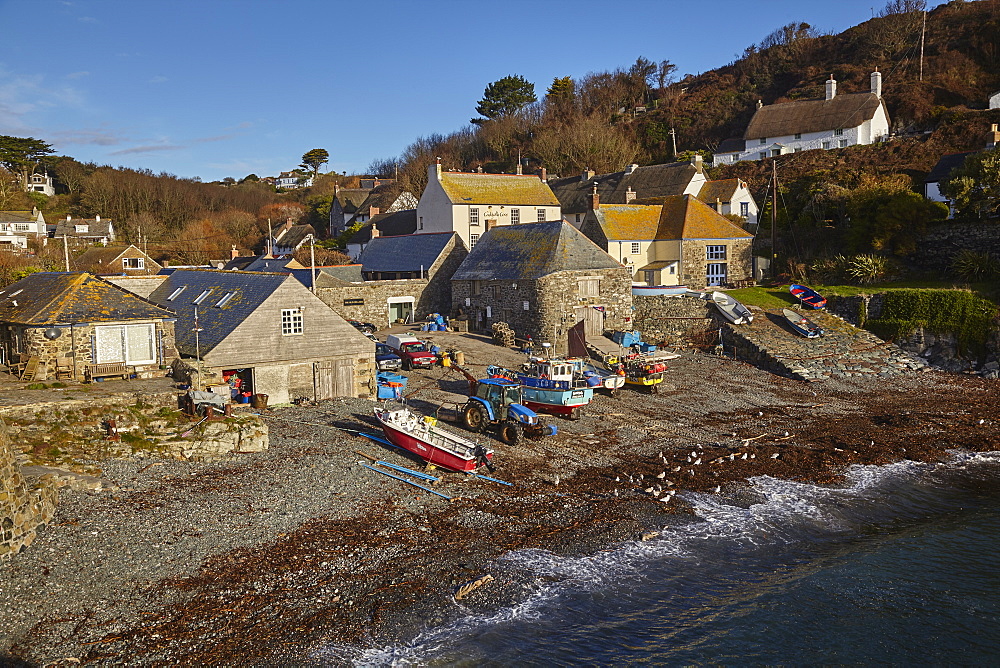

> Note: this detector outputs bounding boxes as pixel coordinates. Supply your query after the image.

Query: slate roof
[347,209,417,244]
[0,272,174,325]
[697,179,743,205]
[241,256,305,272]
[549,161,703,215]
[0,210,39,224]
[925,152,974,183]
[73,244,158,273]
[147,269,289,355]
[744,92,886,139]
[715,138,746,154]
[271,223,315,250]
[592,195,754,242]
[53,218,114,238]
[287,264,364,288]
[221,256,258,270]
[438,172,559,206]
[452,221,620,281]
[359,232,456,273]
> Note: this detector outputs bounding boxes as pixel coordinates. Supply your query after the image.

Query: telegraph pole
[771,160,777,276]
[919,10,926,81]
[62,235,69,272]
[670,128,678,157]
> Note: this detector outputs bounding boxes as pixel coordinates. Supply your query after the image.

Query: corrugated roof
[697,179,741,205]
[744,92,886,139]
[359,232,456,273]
[438,172,559,206]
[452,221,621,281]
[925,152,974,183]
[0,272,174,325]
[549,161,703,214]
[148,269,289,355]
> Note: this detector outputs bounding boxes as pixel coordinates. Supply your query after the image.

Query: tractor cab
[477,378,522,407]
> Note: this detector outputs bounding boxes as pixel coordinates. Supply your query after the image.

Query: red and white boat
[374,406,493,473]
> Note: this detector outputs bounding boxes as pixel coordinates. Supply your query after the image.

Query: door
[388,301,413,324]
[707,263,728,286]
[313,359,355,400]
[575,306,605,338]
[567,320,587,358]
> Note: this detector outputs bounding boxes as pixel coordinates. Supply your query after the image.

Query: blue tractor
[461,377,557,445]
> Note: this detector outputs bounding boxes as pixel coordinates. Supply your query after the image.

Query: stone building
[581,193,754,288]
[73,243,162,275]
[52,215,116,247]
[1,424,58,561]
[451,221,632,356]
[0,272,177,381]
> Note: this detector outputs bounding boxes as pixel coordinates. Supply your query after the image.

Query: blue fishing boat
[487,359,594,420]
[789,284,827,309]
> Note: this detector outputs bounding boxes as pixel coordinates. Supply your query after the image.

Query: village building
[26,173,55,197]
[451,221,632,356]
[581,192,754,289]
[713,70,890,165]
[316,231,466,328]
[276,171,312,189]
[330,187,373,237]
[342,184,418,232]
[0,272,177,382]
[0,209,46,252]
[345,209,417,259]
[924,125,1000,217]
[268,219,316,256]
[146,269,375,404]
[549,158,707,226]
[415,160,561,249]
[72,244,162,275]
[52,215,116,247]
[696,178,759,227]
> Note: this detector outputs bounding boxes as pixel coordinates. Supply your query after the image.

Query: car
[375,343,402,371]
[385,334,437,370]
[348,319,376,334]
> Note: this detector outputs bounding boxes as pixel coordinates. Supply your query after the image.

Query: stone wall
[911,223,1000,273]
[680,238,753,288]
[1,421,58,561]
[633,294,715,346]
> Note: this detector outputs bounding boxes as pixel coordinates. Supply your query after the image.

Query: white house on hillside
[416,160,561,249]
[990,91,1000,110]
[696,178,759,226]
[714,70,890,165]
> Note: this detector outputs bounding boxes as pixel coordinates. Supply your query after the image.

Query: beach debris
[360,463,453,501]
[641,530,660,541]
[455,574,495,601]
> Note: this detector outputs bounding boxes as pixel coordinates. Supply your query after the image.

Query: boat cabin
[524,359,575,384]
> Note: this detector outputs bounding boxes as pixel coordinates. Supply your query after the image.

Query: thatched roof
[744,92,886,140]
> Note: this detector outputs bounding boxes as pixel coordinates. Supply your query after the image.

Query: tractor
[461,377,558,445]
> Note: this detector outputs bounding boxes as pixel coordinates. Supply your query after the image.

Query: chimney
[231,245,239,260]
[690,154,703,171]
[369,206,380,217]
[588,183,600,211]
[826,74,837,100]
[988,123,1000,148]
[581,168,595,182]
[162,260,169,267]
[66,214,71,222]
[370,225,380,239]
[870,68,882,97]
[435,156,442,180]
[538,167,547,182]
[625,187,636,203]
[95,214,101,222]
[516,162,523,175]
[624,163,639,175]
[476,165,483,173]
[284,217,294,231]
[756,99,763,110]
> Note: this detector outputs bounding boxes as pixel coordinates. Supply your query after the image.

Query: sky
[0,0,936,183]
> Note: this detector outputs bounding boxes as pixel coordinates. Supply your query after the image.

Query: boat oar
[360,463,452,500]
[466,472,513,487]
[377,460,439,482]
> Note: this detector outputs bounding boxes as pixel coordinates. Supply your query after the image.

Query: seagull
[689,469,695,476]
[690,451,697,458]
[656,471,666,479]
[615,476,620,482]
[713,485,721,493]
[870,440,875,446]
[672,466,681,472]
[783,431,789,437]
[554,475,560,486]
[614,489,619,497]
[770,453,780,459]
[686,456,692,463]
[729,453,736,461]
[750,454,756,459]
[694,458,702,465]
[978,419,985,425]
[645,486,654,493]
[660,496,671,503]
[757,411,764,417]
[653,491,661,498]
[741,453,748,460]
[659,451,664,458]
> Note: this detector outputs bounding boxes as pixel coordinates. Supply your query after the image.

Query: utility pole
[919,10,926,81]
[771,160,777,276]
[193,305,203,391]
[62,235,69,272]
[669,128,678,158]
[309,235,317,295]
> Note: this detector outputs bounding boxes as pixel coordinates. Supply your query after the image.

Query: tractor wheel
[462,402,487,433]
[498,420,520,445]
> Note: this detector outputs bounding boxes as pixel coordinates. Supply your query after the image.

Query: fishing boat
[604,351,679,394]
[487,359,593,419]
[631,284,689,296]
[374,405,493,472]
[569,358,626,396]
[711,291,754,324]
[782,308,824,338]
[789,284,827,309]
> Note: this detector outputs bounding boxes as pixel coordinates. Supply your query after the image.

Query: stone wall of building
[317,279,430,329]
[1,421,58,561]
[632,294,715,346]
[680,238,753,288]
[451,278,540,339]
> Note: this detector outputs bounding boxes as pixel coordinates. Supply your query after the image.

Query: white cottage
[415,160,561,249]
[714,70,890,165]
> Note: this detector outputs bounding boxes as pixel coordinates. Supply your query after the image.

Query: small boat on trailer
[782,308,824,338]
[374,405,493,472]
[711,291,753,324]
[487,359,593,419]
[789,284,827,309]
[604,351,680,394]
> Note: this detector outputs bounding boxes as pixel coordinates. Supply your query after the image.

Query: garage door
[314,359,355,400]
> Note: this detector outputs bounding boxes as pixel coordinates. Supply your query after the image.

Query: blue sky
[0,0,932,182]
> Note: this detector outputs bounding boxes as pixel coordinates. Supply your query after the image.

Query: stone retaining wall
[632,294,714,347]
[1,421,58,561]
[911,223,1000,273]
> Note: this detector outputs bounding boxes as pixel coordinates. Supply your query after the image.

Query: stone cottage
[0,272,177,381]
[451,221,632,356]
[73,243,162,275]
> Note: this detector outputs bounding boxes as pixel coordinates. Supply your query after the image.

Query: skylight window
[9,290,22,297]
[192,289,212,304]
[215,291,235,308]
[167,286,187,301]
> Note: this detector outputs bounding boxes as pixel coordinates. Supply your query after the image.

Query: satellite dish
[43,327,62,340]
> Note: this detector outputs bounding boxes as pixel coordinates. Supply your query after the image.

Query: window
[491,285,500,299]
[281,308,303,335]
[122,257,144,270]
[470,233,479,247]
[834,128,844,136]
[668,264,676,275]
[631,242,641,255]
[794,133,802,140]
[794,148,802,153]
[75,225,89,233]
[511,208,520,224]
[759,152,768,160]
[94,324,156,365]
[575,214,581,223]
[578,278,601,297]
[706,245,727,260]
[523,300,529,310]
[771,149,780,157]
[469,207,479,225]
[12,223,30,232]
[740,202,750,217]
[193,289,211,305]
[418,216,423,230]
[839,139,848,148]
[472,280,483,295]
[215,291,235,307]
[167,286,186,301]
[759,137,767,145]
[707,263,727,286]
[537,208,545,222]
[822,141,831,150]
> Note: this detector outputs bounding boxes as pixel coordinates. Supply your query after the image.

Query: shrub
[866,289,998,355]
[951,250,1000,281]
[846,254,889,284]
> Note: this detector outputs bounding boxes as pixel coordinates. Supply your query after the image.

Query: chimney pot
[826,75,837,100]
[588,183,600,211]
[756,99,763,109]
[370,225,379,239]
[538,167,547,182]
[690,154,703,170]
[162,259,169,267]
[581,168,595,182]
[95,215,101,222]
[231,245,239,260]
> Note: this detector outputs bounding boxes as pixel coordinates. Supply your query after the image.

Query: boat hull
[631,285,688,296]
[782,308,823,338]
[789,284,827,309]
[521,386,592,416]
[376,410,490,473]
[711,291,753,324]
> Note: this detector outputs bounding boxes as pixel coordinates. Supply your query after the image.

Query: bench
[85,362,130,381]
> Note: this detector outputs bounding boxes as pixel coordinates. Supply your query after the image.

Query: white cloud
[66,71,90,79]
[149,75,168,84]
[50,128,126,146]
[109,144,183,156]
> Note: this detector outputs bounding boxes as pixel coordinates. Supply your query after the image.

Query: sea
[328,451,1000,666]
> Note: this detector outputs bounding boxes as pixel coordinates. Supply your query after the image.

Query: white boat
[374,405,493,472]
[711,291,753,325]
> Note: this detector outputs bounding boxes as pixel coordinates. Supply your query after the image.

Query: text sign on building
[343,298,365,306]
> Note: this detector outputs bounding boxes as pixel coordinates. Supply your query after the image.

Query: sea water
[330,452,1000,666]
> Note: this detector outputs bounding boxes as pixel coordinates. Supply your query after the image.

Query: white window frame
[834,128,844,136]
[794,132,802,140]
[631,242,641,255]
[122,257,144,269]
[75,225,89,233]
[822,141,831,150]
[470,233,480,248]
[839,139,848,148]
[759,137,767,145]
[511,208,520,224]
[706,245,727,260]
[215,291,235,307]
[193,289,211,305]
[167,286,186,301]
[94,323,156,365]
[537,208,545,222]
[706,263,727,286]
[281,308,303,335]
[12,223,31,232]
[469,207,480,225]
[740,202,750,217]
